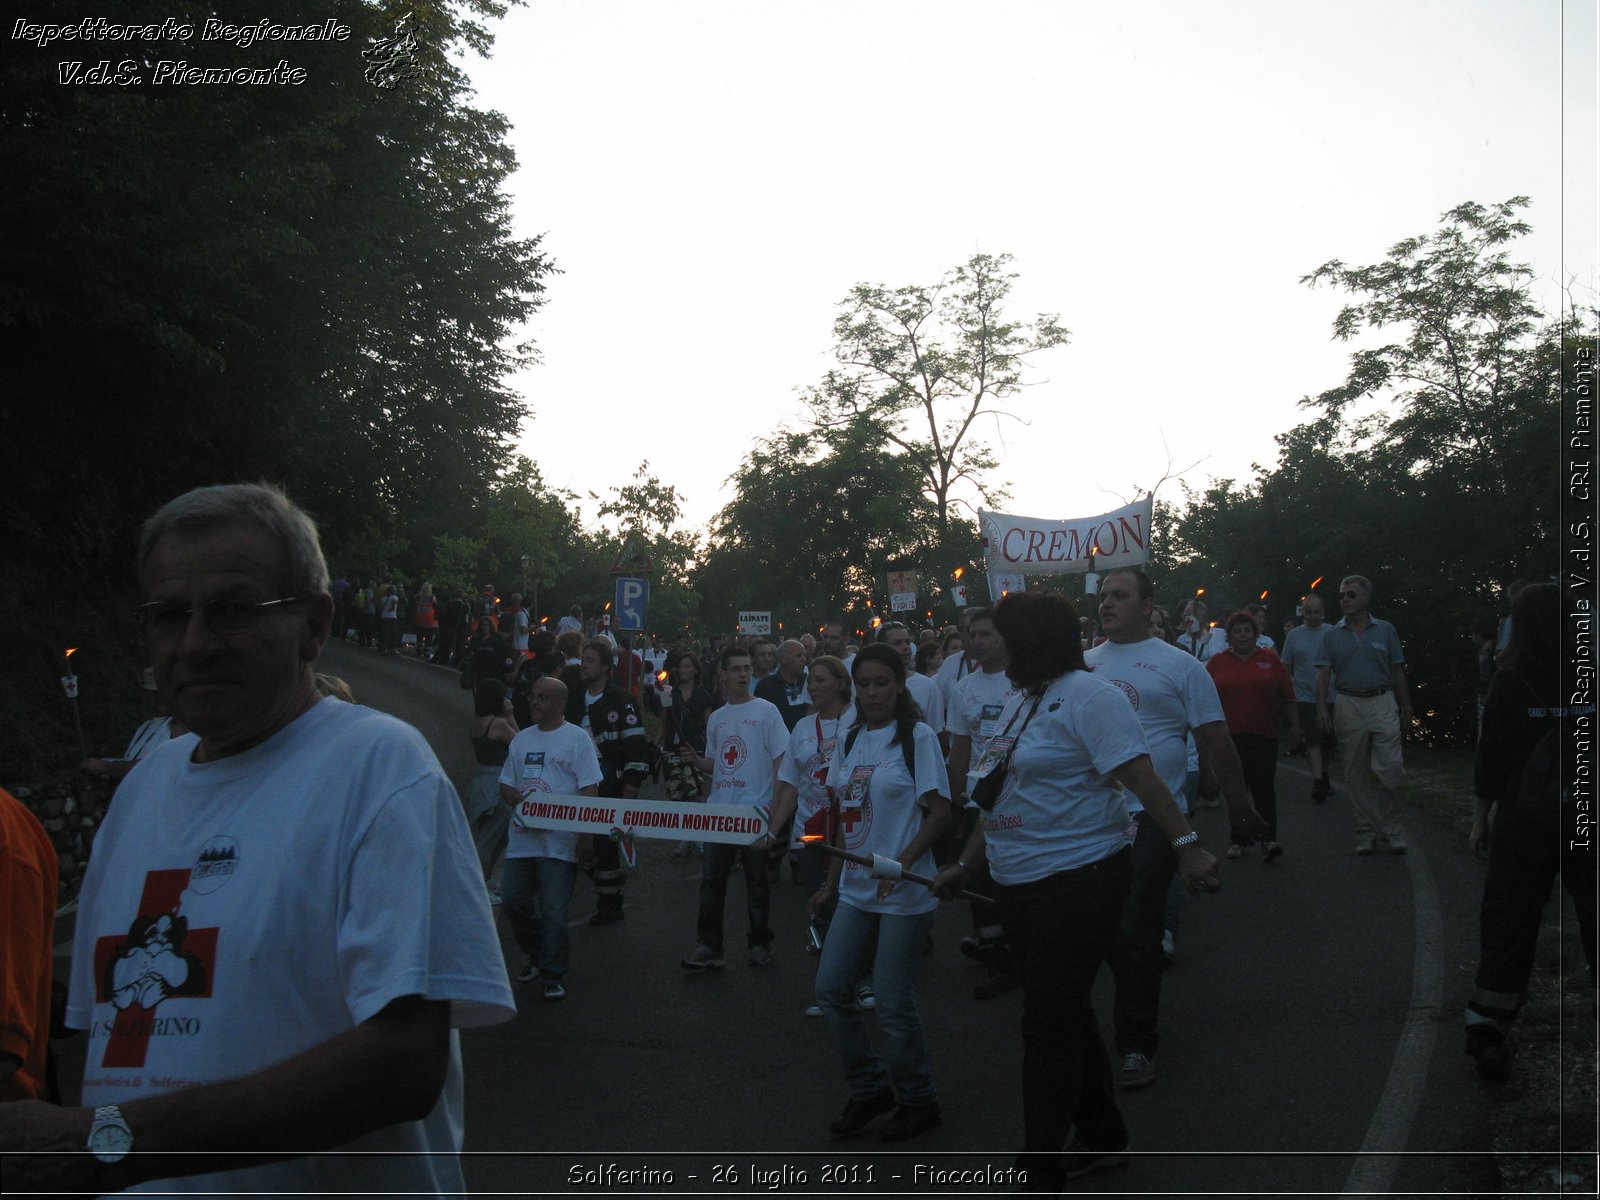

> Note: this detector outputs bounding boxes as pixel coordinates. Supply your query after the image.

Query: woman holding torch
[766,655,853,1014]
[810,643,949,1142]
[932,591,1219,1189]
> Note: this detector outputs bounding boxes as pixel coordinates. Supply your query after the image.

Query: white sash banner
[980,496,1153,575]
[511,794,769,845]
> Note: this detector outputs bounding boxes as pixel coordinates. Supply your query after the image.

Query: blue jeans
[814,901,937,1105]
[500,857,578,978]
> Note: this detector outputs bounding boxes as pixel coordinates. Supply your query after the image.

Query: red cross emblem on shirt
[723,744,740,767]
[92,868,218,1068]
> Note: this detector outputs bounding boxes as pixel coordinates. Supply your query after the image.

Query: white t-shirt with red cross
[777,711,848,849]
[499,721,604,862]
[64,697,513,1196]
[705,696,789,808]
[827,721,948,917]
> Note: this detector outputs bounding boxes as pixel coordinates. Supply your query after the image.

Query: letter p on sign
[615,576,650,632]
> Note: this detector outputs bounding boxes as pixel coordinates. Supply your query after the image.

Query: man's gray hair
[1341,574,1372,595]
[139,482,330,594]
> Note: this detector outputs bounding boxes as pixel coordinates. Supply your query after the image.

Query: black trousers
[999,847,1131,1193]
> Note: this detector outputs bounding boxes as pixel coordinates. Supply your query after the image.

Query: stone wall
[9,774,112,904]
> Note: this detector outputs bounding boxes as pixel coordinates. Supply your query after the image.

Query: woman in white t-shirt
[932,591,1220,1190]
[810,644,950,1143]
[767,654,853,1015]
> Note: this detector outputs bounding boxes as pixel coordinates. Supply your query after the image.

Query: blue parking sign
[614,576,650,632]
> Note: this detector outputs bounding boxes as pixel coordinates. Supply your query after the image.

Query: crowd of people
[4,480,1589,1196]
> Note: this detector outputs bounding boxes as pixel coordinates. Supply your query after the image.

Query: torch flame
[1196,588,1206,596]
[1259,590,1269,600]
[870,616,882,629]
[1310,576,1324,590]
[65,647,78,659]
[656,670,669,683]
[953,567,965,580]
[799,834,824,843]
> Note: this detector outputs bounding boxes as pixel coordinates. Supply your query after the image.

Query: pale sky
[462,0,1597,541]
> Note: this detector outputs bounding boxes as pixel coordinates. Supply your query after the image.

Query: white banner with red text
[511,794,770,846]
[980,496,1153,575]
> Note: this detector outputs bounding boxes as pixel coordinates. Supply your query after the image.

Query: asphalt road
[310,640,1511,1196]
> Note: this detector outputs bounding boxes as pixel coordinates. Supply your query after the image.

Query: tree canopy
[805,252,1069,549]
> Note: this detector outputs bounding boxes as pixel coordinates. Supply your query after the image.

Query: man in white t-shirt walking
[498,677,604,1002]
[2,483,512,1196]
[880,622,945,749]
[679,647,788,970]
[1086,568,1263,1090]
[943,607,1018,999]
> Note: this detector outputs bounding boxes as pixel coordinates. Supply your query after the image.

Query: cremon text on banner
[512,794,770,846]
[980,496,1153,575]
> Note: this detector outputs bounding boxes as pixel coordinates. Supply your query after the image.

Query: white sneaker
[854,982,876,1010]
[1161,930,1176,962]
[804,1002,823,1018]
[516,961,539,984]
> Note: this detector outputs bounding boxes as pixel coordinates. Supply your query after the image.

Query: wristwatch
[1170,831,1200,850]
[87,1104,134,1163]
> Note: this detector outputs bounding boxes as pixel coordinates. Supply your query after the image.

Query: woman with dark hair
[913,641,943,678]
[932,590,1218,1189]
[1465,582,1596,1079]
[660,650,718,856]
[811,644,950,1142]
[1207,610,1299,861]
[465,678,519,884]
[463,615,516,692]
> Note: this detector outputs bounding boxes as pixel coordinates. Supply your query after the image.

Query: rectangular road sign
[614,576,650,632]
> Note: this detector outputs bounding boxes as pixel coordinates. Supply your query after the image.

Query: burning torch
[62,647,89,761]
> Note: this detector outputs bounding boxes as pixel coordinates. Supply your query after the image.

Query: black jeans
[1232,732,1280,843]
[1109,810,1177,1055]
[697,841,772,952]
[999,847,1131,1192]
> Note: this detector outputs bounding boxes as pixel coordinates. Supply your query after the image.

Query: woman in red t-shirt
[1207,611,1300,861]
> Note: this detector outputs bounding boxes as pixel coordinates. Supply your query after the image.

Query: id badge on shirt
[520,750,547,788]
[971,736,1013,784]
[842,764,874,810]
[978,703,1005,740]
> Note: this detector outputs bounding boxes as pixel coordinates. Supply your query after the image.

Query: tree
[1301,197,1541,500]
[695,422,954,634]
[592,462,701,638]
[805,253,1069,547]
[0,0,552,773]
[1169,201,1565,744]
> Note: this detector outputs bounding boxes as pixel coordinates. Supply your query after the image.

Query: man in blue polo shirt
[1314,574,1415,855]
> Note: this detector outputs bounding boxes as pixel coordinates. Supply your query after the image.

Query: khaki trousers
[1333,691,1406,837]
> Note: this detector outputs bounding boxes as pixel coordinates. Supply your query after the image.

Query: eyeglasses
[136,596,306,641]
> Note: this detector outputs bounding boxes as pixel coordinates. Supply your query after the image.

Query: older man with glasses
[1,483,512,1195]
[1315,574,1415,854]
